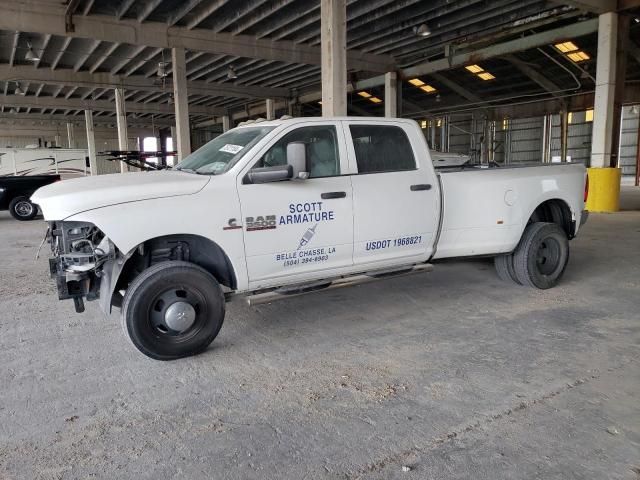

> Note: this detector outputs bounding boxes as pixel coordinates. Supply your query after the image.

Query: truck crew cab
[32,118,588,360]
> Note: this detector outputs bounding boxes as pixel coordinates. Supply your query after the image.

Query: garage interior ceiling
[0,0,639,127]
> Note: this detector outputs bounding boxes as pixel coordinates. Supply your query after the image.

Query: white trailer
[0,148,89,178]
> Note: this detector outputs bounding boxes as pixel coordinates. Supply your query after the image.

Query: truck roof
[235,116,418,129]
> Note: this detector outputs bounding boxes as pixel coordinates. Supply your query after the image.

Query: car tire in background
[513,222,569,289]
[122,260,226,360]
[8,196,38,221]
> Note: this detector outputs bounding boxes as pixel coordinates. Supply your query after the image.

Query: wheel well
[115,234,237,296]
[528,199,574,238]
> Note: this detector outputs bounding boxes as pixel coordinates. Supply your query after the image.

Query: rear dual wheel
[494,222,569,289]
[122,261,225,360]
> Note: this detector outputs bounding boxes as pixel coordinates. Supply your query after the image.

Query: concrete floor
[1,188,639,480]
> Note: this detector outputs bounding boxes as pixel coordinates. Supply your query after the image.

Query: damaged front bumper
[47,221,115,313]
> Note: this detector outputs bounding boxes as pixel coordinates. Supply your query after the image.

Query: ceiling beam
[429,73,483,103]
[2,2,395,73]
[504,55,565,97]
[0,66,289,99]
[0,94,225,116]
[549,0,616,14]
[354,18,599,91]
[0,112,174,127]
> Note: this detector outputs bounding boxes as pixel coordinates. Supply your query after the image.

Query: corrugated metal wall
[420,108,638,179]
[619,107,639,176]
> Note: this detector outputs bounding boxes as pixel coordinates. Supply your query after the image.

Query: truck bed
[433,163,586,259]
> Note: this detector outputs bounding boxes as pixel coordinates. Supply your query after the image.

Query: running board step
[244,263,433,306]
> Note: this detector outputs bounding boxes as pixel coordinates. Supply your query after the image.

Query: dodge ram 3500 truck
[32,118,588,360]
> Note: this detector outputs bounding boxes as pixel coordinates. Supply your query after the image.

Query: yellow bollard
[585,167,621,212]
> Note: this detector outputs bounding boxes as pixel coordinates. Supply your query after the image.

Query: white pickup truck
[33,117,588,360]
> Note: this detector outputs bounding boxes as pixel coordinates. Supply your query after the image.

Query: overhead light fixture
[465,64,484,74]
[357,91,372,98]
[227,66,238,80]
[369,96,382,104]
[157,61,169,78]
[413,23,432,37]
[14,83,25,95]
[478,72,495,81]
[168,94,174,105]
[435,94,441,102]
[420,85,437,93]
[630,105,639,115]
[566,51,590,62]
[554,41,578,53]
[408,78,425,87]
[25,42,40,62]
[10,108,17,114]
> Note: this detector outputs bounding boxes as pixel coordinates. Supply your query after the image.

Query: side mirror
[287,142,308,179]
[245,164,293,184]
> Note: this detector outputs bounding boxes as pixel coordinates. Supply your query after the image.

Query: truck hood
[32,170,210,220]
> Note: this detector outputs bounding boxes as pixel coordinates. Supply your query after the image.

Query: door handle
[321,191,347,199]
[410,184,432,191]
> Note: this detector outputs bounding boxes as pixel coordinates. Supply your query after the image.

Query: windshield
[176,126,275,175]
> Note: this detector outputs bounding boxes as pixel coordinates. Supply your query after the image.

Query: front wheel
[122,261,225,360]
[513,222,569,289]
[9,196,38,220]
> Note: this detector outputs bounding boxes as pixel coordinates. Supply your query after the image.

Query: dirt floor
[0,188,639,480]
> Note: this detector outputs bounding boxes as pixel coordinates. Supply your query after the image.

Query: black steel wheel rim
[535,238,561,276]
[147,286,207,343]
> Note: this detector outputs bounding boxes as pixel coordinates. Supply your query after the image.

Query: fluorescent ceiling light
[465,64,484,73]
[478,72,495,80]
[357,91,372,98]
[369,97,382,104]
[567,51,590,62]
[554,41,578,53]
[408,78,425,87]
[420,85,436,93]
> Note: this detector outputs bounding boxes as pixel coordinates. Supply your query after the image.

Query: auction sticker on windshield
[219,144,243,154]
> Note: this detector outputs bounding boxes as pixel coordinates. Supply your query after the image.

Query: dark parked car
[0,175,61,220]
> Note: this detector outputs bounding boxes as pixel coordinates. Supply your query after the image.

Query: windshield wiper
[176,167,197,174]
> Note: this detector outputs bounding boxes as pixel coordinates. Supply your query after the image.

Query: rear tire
[513,222,569,289]
[122,260,225,360]
[494,254,521,285]
[9,196,38,221]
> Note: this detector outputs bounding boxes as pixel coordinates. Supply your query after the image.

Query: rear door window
[349,125,416,174]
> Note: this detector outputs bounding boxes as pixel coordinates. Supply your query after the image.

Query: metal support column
[384,72,397,118]
[222,115,231,132]
[66,122,75,148]
[115,87,128,173]
[172,46,191,163]
[320,0,347,116]
[265,99,275,120]
[84,109,97,175]
[560,108,569,162]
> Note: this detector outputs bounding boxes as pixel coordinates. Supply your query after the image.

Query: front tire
[9,196,38,221]
[513,222,569,289]
[122,261,225,360]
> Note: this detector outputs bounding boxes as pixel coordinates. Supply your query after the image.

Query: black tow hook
[73,297,85,313]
